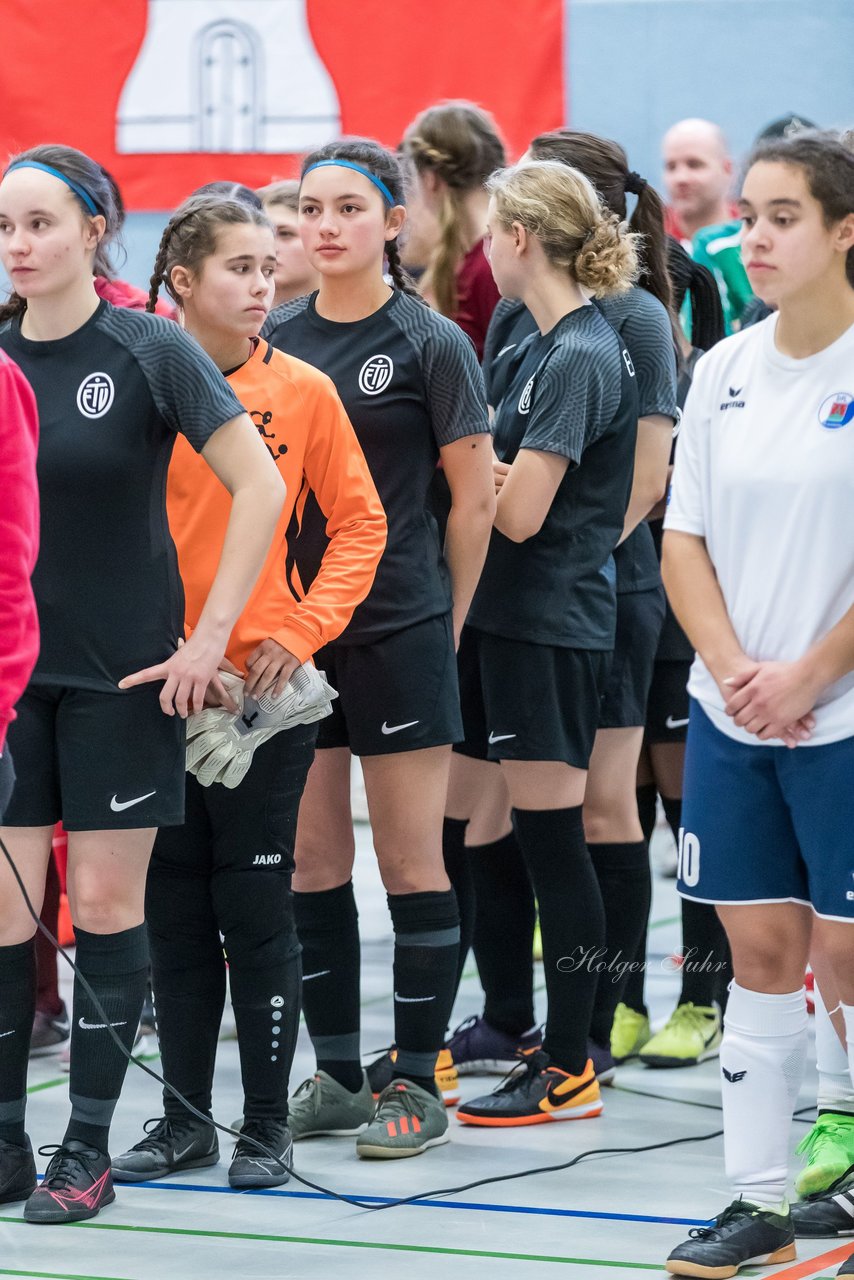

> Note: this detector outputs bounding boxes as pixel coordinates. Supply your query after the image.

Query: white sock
[816,985,854,1114]
[839,1004,854,1101]
[721,983,808,1207]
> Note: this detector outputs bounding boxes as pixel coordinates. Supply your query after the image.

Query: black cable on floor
[0,833,761,1214]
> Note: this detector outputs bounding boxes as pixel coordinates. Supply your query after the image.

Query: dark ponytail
[666,237,726,352]
[529,129,676,325]
[301,137,425,301]
[0,143,124,324]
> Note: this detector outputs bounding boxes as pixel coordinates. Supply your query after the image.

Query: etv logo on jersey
[358,354,394,396]
[818,392,854,430]
[77,372,115,419]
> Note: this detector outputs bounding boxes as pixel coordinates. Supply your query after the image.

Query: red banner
[1,1,565,210]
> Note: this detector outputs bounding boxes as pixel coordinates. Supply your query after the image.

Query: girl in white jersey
[664,135,854,1279]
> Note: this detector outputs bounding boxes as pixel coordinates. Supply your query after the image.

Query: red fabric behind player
[0,351,39,750]
[0,1,564,210]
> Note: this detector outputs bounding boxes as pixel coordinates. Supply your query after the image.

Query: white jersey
[665,313,854,746]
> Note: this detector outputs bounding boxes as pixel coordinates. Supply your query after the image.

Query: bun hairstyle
[487,160,639,297]
[147,194,272,313]
[0,143,123,323]
[400,101,507,317]
[300,137,423,300]
[746,131,854,288]
[529,130,673,319]
[666,237,726,352]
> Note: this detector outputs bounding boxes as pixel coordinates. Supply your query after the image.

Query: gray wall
[78,0,854,289]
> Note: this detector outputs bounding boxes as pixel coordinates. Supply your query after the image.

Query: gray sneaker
[228,1118,291,1189]
[289,1070,374,1138]
[111,1115,219,1182]
[30,1002,70,1057]
[356,1079,449,1159]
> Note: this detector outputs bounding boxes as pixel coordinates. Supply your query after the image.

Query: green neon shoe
[610,1003,651,1063]
[795,1114,854,1198]
[639,1002,722,1068]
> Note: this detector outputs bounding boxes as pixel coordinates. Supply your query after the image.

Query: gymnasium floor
[3,822,849,1280]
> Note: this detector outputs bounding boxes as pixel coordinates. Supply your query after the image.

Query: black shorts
[598,586,666,730]
[644,659,692,745]
[455,626,610,769]
[2,683,186,831]
[315,613,462,757]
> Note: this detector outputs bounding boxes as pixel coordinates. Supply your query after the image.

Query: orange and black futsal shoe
[455,1049,602,1127]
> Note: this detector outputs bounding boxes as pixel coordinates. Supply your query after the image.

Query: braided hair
[400,101,506,317]
[300,138,424,301]
[147,194,272,313]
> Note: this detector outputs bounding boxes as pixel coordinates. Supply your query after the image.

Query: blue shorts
[678,700,854,921]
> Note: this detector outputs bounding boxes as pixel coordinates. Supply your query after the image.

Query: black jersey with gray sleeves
[468,305,638,649]
[263,289,490,643]
[484,292,677,594]
[0,300,242,691]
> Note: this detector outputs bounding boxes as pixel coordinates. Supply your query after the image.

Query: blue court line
[106,1179,707,1227]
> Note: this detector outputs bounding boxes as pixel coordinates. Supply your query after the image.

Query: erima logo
[253,853,281,865]
[720,383,746,411]
[77,372,115,419]
[358,354,394,396]
[518,376,534,415]
[722,1067,747,1083]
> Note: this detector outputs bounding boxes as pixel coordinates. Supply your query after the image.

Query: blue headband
[302,159,396,207]
[4,161,101,216]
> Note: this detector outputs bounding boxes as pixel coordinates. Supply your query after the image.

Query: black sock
[661,794,682,851]
[146,856,226,1122]
[293,882,362,1092]
[469,831,536,1036]
[588,842,651,1049]
[442,817,473,1002]
[512,807,604,1076]
[679,897,732,1009]
[636,784,658,845]
[621,785,658,1017]
[0,938,37,1146]
[388,890,460,1095]
[221,902,302,1124]
[65,925,149,1154]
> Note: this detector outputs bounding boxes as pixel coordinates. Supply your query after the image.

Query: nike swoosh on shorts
[665,716,690,730]
[488,732,516,744]
[302,970,331,981]
[394,993,436,1003]
[381,721,420,735]
[110,790,157,812]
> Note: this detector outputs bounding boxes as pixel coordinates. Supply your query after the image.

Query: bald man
[662,118,735,242]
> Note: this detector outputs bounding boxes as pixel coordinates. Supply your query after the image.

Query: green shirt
[692,220,754,333]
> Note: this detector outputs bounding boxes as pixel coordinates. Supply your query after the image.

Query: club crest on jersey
[518,376,535,415]
[358,354,394,396]
[77,372,115,419]
[818,392,854,430]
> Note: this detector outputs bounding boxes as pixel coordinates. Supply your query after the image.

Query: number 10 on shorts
[677,828,701,887]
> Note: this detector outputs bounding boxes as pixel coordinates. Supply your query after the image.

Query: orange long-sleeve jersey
[167,339,387,669]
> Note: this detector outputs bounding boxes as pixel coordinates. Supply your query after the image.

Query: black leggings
[145,724,317,1122]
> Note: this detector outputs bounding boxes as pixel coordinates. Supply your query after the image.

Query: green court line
[0,1216,664,1269]
[648,915,680,930]
[0,1270,130,1280]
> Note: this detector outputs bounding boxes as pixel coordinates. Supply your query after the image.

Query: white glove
[186,664,337,789]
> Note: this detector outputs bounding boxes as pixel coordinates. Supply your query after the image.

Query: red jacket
[0,352,39,750]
